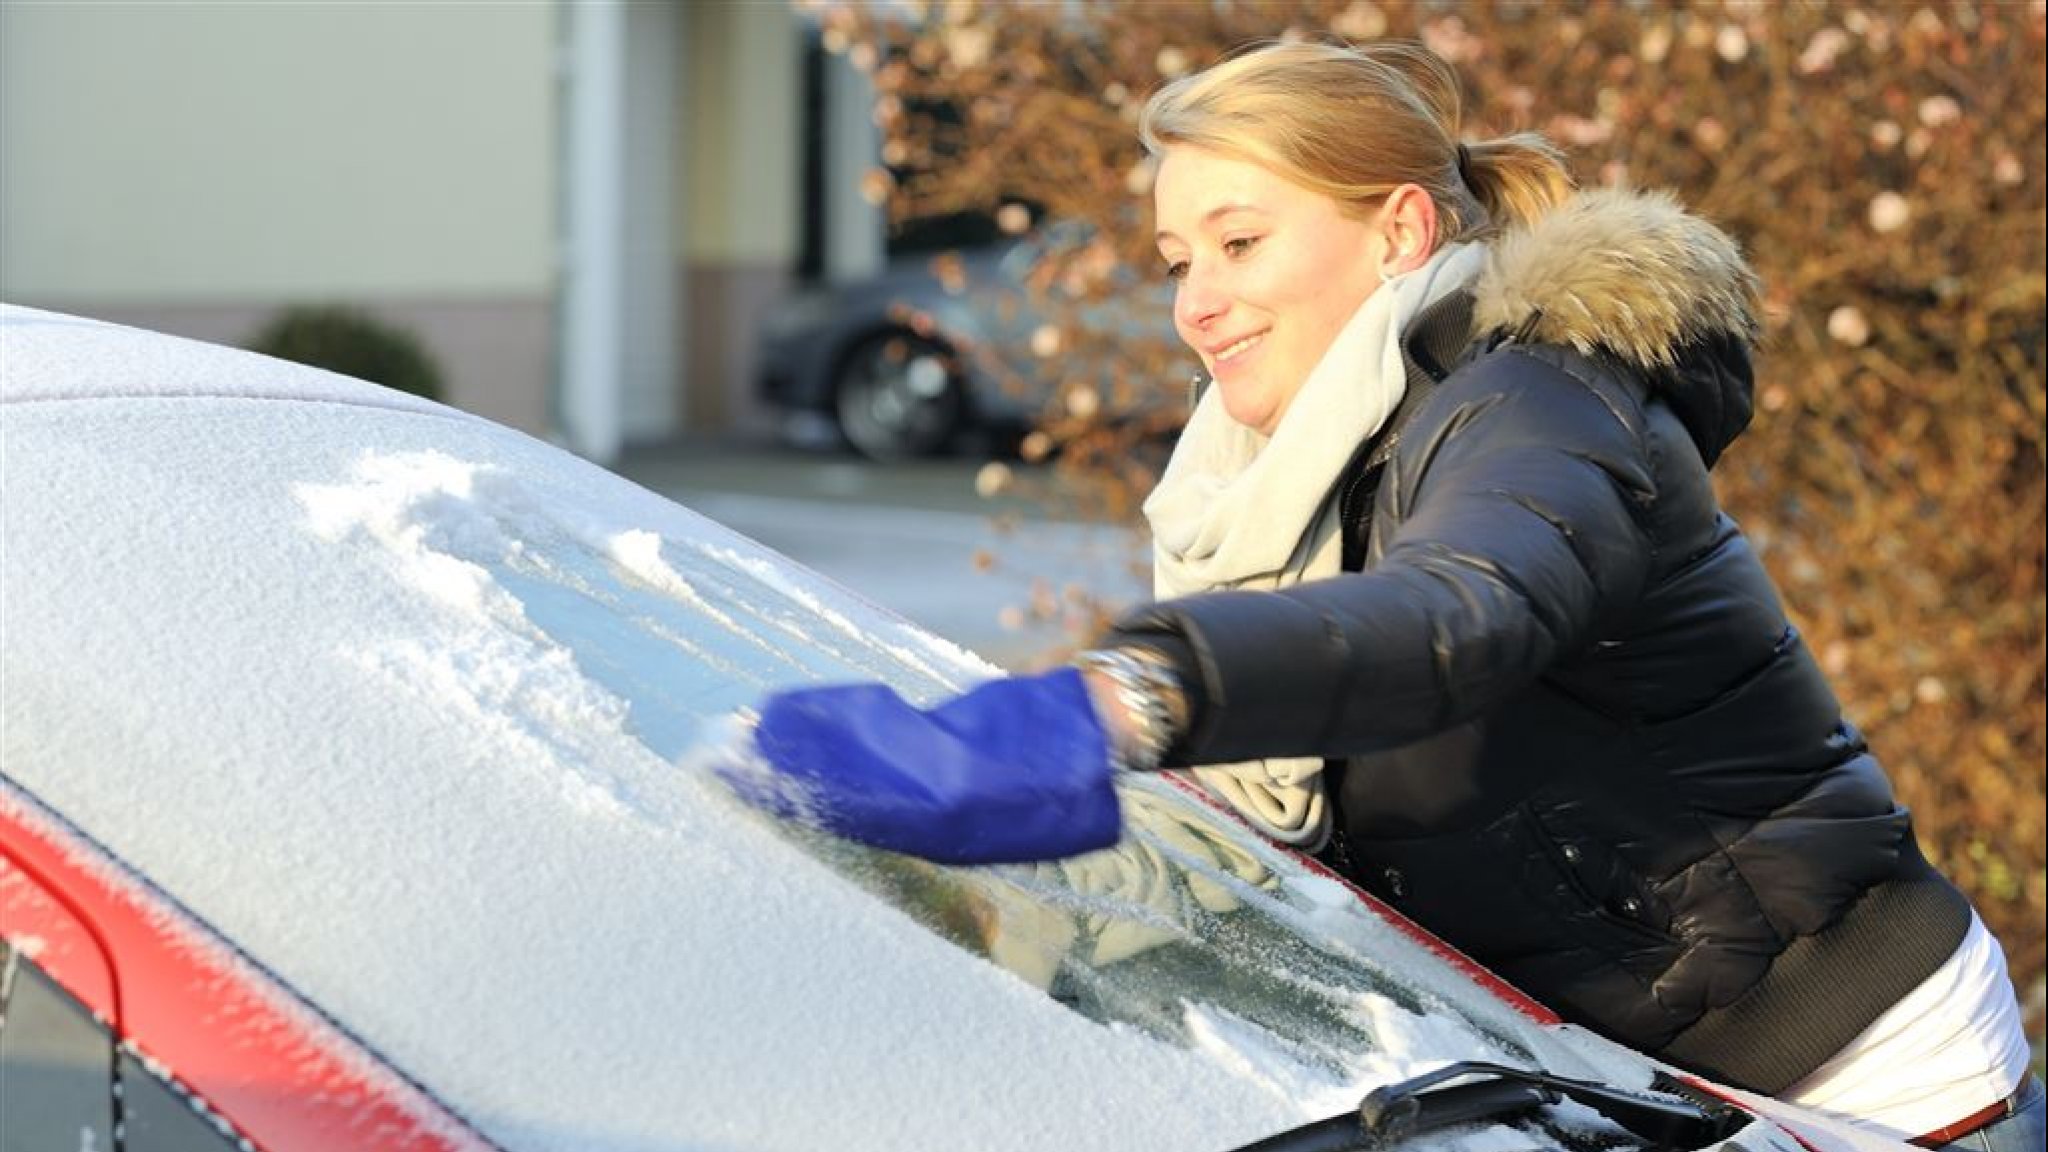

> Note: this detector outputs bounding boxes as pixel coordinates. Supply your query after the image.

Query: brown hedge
[820,0,2046,1044]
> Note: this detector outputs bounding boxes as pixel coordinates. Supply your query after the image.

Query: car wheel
[832,331,966,460]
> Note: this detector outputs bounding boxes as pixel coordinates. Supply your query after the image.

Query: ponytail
[1457,132,1575,238]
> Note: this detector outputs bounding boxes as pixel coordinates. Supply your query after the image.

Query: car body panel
[1,788,489,1150]
[2,305,1905,1152]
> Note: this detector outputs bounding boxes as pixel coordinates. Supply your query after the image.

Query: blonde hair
[1140,40,1573,242]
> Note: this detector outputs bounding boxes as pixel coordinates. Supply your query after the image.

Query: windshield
[406,445,1626,1117]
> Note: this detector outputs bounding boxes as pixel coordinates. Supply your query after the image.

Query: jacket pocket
[1346,804,1691,1049]
[1345,803,1682,968]
[1520,802,1681,950]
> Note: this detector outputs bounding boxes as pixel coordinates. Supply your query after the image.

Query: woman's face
[1154,146,1385,437]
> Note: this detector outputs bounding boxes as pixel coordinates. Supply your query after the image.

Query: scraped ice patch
[293,450,714,830]
[607,528,745,634]
[294,449,978,781]
[695,540,979,686]
[298,451,510,618]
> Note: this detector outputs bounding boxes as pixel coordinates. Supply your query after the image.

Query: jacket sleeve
[1110,349,1659,766]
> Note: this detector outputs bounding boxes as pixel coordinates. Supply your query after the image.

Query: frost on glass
[301,449,1541,1098]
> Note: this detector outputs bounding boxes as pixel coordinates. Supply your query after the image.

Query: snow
[1,305,1734,1151]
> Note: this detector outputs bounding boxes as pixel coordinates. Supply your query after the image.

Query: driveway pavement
[615,439,1151,670]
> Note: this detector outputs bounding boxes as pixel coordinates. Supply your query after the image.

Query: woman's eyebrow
[1155,202,1265,243]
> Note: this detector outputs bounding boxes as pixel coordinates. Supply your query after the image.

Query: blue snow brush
[716,669,1122,865]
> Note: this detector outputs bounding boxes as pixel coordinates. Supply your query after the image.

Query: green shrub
[248,305,446,402]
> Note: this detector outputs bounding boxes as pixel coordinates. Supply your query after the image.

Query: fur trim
[1472,188,1761,371]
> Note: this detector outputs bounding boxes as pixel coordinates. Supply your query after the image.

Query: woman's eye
[1224,236,1260,258]
[1163,260,1189,282]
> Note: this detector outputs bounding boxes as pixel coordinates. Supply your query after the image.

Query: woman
[1087,39,2040,1145]
[750,39,2041,1146]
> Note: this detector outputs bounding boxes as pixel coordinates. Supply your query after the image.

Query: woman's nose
[1175,268,1229,332]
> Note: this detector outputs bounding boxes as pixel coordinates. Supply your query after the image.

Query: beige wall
[1,2,820,440]
[682,2,800,267]
[680,2,800,430]
[0,3,557,301]
[0,3,558,433]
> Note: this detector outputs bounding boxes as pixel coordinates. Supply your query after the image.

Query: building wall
[680,1,801,434]
[0,3,558,434]
[620,0,680,443]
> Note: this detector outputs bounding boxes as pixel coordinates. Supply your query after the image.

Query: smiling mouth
[1214,333,1266,363]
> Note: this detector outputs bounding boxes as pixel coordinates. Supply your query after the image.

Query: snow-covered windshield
[1,306,1657,1152]
[293,440,1557,1097]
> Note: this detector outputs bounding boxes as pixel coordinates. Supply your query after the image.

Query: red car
[2,305,1904,1152]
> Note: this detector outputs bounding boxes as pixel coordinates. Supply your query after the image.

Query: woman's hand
[1072,647,1189,772]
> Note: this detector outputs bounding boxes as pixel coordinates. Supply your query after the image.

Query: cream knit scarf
[1142,242,1484,848]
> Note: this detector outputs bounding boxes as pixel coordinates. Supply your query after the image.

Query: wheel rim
[835,334,962,458]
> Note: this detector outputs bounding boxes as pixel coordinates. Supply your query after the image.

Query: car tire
[832,331,966,460]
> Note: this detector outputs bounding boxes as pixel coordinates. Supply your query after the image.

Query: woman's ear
[1377,184,1441,278]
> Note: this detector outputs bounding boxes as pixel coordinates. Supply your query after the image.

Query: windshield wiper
[1228,1062,1746,1152]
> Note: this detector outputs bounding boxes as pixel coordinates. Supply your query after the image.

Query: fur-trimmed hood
[1471,187,1762,465]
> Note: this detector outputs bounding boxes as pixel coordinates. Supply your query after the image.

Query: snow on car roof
[1,305,1623,1151]
[0,304,461,413]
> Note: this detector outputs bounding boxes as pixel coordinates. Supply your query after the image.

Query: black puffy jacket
[1110,189,1970,1093]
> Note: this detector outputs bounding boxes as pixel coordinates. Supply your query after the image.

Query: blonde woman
[748,40,2039,1146]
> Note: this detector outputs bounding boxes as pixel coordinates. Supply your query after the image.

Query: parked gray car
[756,232,1180,459]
